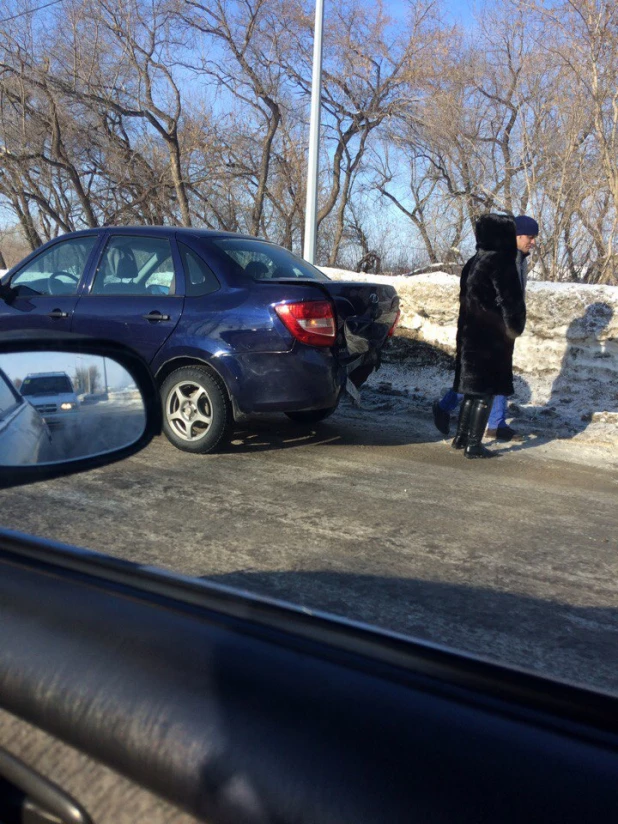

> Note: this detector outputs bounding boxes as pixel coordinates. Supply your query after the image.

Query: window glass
[210,238,331,282]
[21,375,74,396]
[179,243,220,296]
[92,236,175,296]
[0,370,20,419]
[10,236,97,296]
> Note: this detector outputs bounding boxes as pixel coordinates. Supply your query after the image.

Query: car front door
[71,234,184,364]
[0,235,100,333]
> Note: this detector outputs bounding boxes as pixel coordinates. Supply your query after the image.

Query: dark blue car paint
[70,294,185,363]
[0,294,79,335]
[1,227,399,417]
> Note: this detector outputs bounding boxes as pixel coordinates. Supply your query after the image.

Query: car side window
[0,370,20,419]
[10,236,98,296]
[91,236,176,296]
[178,243,220,296]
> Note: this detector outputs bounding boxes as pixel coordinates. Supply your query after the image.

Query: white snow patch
[320,266,458,288]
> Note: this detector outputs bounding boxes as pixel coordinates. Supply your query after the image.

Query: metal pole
[303,0,325,264]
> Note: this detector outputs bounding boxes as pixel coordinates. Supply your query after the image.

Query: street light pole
[303,0,325,264]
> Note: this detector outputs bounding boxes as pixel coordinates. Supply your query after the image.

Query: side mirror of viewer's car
[0,335,161,488]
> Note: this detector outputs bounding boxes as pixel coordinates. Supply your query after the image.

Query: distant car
[0,227,400,453]
[0,366,50,464]
[19,371,80,428]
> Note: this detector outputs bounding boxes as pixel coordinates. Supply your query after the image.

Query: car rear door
[71,233,184,365]
[0,235,101,333]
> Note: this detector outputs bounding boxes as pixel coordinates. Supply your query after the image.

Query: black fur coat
[453,214,526,397]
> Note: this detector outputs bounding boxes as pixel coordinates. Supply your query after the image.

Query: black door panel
[0,708,201,824]
[1,532,618,824]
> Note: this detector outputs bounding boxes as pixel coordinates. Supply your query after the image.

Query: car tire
[285,406,337,424]
[161,366,233,454]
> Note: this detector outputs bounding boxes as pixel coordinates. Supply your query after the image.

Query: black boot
[451,396,474,449]
[464,396,496,459]
[432,400,450,435]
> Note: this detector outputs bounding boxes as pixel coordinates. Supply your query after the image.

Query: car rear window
[210,238,331,282]
[21,376,74,396]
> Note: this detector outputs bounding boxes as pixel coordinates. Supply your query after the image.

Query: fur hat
[475,214,517,253]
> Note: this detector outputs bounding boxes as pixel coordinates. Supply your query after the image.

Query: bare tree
[80,0,194,225]
[525,0,618,283]
[278,0,445,264]
[180,0,291,235]
[0,0,616,280]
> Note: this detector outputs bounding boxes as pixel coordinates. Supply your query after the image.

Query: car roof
[52,226,273,242]
[24,372,70,378]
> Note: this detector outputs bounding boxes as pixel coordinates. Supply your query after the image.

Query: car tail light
[388,309,401,338]
[275,300,337,347]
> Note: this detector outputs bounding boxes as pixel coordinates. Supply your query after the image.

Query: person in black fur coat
[451,213,526,458]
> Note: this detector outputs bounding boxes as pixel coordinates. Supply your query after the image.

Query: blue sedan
[0,228,399,453]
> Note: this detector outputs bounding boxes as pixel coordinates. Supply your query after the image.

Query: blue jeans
[439,390,507,429]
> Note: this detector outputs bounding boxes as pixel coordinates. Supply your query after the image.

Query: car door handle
[47,309,69,319]
[0,747,93,824]
[143,311,171,322]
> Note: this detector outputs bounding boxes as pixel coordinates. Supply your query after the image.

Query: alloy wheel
[166,380,213,442]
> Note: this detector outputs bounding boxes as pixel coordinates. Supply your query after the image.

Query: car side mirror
[0,335,161,488]
[0,282,17,305]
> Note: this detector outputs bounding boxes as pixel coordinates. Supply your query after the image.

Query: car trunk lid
[271,278,400,385]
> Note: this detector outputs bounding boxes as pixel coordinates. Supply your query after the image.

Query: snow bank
[319,267,618,449]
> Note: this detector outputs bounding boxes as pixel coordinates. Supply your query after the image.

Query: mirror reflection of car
[0,367,51,465]
[19,372,80,428]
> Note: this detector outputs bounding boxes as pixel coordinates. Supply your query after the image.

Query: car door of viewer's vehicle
[0,368,49,465]
[70,233,184,364]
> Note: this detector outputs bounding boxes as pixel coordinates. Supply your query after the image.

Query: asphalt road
[42,400,146,462]
[2,397,618,694]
